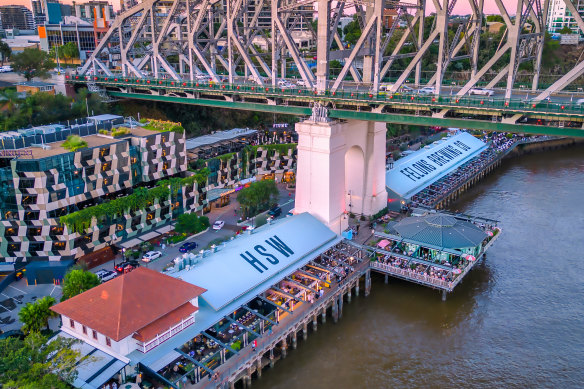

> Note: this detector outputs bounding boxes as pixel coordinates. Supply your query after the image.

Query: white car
[278,81,295,89]
[0,65,12,73]
[212,220,225,230]
[95,269,117,283]
[417,86,435,95]
[296,79,307,87]
[142,250,162,262]
[469,87,494,96]
[54,67,65,74]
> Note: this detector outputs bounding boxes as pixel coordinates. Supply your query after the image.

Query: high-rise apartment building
[0,5,35,31]
[547,0,584,36]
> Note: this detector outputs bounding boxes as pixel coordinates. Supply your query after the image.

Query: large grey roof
[391,213,487,249]
[185,128,257,150]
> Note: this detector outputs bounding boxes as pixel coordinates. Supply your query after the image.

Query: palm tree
[19,296,57,334]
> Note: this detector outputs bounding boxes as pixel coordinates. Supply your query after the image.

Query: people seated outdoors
[376,254,460,285]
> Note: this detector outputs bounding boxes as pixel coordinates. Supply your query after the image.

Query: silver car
[469,87,494,96]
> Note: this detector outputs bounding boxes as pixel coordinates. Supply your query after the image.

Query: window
[70,319,75,328]
[5,227,17,236]
[50,226,64,236]
[7,242,21,253]
[27,227,42,237]
[99,147,110,158]
[106,337,111,347]
[22,195,38,205]
[49,189,67,202]
[82,325,87,334]
[52,241,66,251]
[92,330,98,340]
[24,211,40,221]
[18,178,35,189]
[29,242,45,252]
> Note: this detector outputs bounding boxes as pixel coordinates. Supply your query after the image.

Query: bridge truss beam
[78,1,584,106]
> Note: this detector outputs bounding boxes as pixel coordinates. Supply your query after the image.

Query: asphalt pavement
[91,185,295,275]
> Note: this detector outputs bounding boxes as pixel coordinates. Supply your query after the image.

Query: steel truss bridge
[72,0,584,137]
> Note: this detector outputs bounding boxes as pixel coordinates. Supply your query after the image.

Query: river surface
[254,145,584,389]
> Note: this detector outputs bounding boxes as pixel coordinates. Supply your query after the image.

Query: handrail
[370,261,454,290]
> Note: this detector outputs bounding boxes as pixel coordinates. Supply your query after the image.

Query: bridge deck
[68,75,584,137]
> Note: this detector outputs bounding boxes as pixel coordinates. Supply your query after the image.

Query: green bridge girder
[106,92,584,137]
[67,76,584,137]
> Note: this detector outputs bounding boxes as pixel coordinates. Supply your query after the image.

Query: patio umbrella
[465,254,476,261]
[487,231,494,237]
[377,239,391,249]
[452,268,462,274]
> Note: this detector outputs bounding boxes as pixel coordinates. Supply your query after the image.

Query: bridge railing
[67,74,584,116]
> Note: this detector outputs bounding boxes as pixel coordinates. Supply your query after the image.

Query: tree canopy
[11,48,54,81]
[0,39,11,65]
[237,179,279,219]
[174,213,210,234]
[0,88,108,132]
[0,332,83,388]
[18,296,57,334]
[61,269,100,301]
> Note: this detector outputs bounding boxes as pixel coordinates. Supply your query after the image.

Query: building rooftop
[386,213,488,249]
[174,212,337,311]
[28,134,125,159]
[129,213,341,370]
[186,128,257,150]
[1,120,164,158]
[51,267,207,342]
[17,81,55,88]
[386,132,488,200]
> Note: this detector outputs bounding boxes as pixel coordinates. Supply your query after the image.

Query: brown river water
[253,145,584,389]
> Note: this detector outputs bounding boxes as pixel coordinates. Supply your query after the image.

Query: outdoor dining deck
[145,241,371,389]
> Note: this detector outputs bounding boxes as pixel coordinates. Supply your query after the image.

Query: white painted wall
[295,119,387,233]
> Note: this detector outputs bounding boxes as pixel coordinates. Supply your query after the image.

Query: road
[92,185,295,275]
[3,69,583,105]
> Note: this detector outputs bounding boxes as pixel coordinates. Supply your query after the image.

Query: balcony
[136,315,195,353]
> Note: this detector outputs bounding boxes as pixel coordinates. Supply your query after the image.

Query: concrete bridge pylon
[294,106,387,234]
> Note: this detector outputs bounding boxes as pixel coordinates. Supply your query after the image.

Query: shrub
[111,127,131,137]
[98,129,108,135]
[62,135,87,152]
[167,233,189,244]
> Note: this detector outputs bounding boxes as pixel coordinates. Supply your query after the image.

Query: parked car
[114,260,139,273]
[417,86,435,95]
[179,241,199,253]
[296,79,307,87]
[142,250,162,262]
[268,206,282,218]
[53,67,65,74]
[212,220,225,230]
[469,87,494,96]
[95,269,117,283]
[0,65,13,73]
